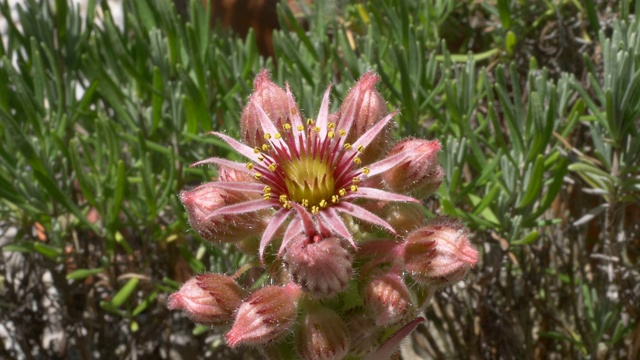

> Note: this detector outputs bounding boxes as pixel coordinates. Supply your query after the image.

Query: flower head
[296,306,350,360]
[167,274,246,326]
[225,283,301,347]
[194,72,419,259]
[403,218,479,287]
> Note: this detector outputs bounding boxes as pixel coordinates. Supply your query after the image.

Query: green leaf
[517,154,545,209]
[66,268,104,280]
[111,278,140,308]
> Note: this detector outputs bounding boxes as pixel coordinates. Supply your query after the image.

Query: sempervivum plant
[169,70,478,359]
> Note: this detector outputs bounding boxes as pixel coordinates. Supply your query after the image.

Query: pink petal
[291,202,317,236]
[206,181,265,193]
[314,85,332,138]
[206,199,273,219]
[251,100,284,145]
[352,111,398,150]
[336,88,360,140]
[210,132,260,161]
[365,317,425,360]
[190,157,253,175]
[278,218,304,256]
[364,147,413,177]
[285,84,304,130]
[259,208,291,261]
[336,203,396,235]
[319,208,356,248]
[342,187,419,203]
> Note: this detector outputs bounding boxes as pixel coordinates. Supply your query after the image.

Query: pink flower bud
[225,283,301,347]
[167,274,246,326]
[345,311,383,357]
[382,139,444,200]
[180,183,262,243]
[364,272,414,327]
[339,71,390,164]
[296,306,350,360]
[403,218,478,287]
[240,69,298,147]
[284,235,353,298]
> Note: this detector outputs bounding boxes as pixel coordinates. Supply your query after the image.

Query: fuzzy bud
[382,139,444,199]
[345,311,383,357]
[240,69,298,147]
[364,272,414,327]
[381,202,426,235]
[167,274,246,326]
[225,283,301,347]
[339,71,390,164]
[297,306,350,360]
[180,183,262,243]
[404,218,478,287]
[284,235,353,298]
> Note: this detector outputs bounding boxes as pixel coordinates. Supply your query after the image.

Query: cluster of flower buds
[169,70,478,359]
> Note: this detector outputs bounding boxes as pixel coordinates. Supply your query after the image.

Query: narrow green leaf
[33,242,63,259]
[66,268,104,280]
[511,230,539,246]
[111,278,140,308]
[517,154,544,209]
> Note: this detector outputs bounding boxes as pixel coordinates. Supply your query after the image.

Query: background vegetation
[0,0,638,358]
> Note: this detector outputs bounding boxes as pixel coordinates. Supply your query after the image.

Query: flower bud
[364,272,413,327]
[241,69,298,147]
[167,274,246,326]
[382,139,444,200]
[284,235,353,298]
[339,71,390,164]
[180,183,262,243]
[225,283,301,347]
[345,311,383,357]
[297,306,350,360]
[404,218,478,287]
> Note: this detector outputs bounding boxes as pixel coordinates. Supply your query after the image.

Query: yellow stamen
[253,147,260,154]
[328,131,335,138]
[362,167,370,175]
[339,129,347,136]
[301,199,309,207]
[328,122,335,129]
[297,125,305,131]
[257,156,264,162]
[343,143,352,150]
[339,188,347,197]
[246,162,254,170]
[264,133,271,140]
[268,163,277,171]
[262,144,269,151]
[311,206,319,214]
[263,193,271,200]
[331,195,339,203]
[279,194,288,203]
[357,145,364,153]
[319,199,327,208]
[263,186,271,193]
[283,123,292,131]
[274,133,281,139]
[354,157,361,165]
[283,201,292,209]
[313,126,320,133]
[254,173,262,180]
[350,185,358,192]
[352,177,360,183]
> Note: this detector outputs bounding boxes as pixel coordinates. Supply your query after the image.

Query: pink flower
[193,71,419,259]
[382,138,444,200]
[167,274,246,326]
[403,218,479,287]
[363,272,414,327]
[296,306,350,360]
[225,283,301,347]
[283,234,353,298]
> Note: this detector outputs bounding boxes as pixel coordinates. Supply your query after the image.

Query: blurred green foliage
[0,0,638,358]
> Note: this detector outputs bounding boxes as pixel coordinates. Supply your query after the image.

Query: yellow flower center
[282,155,335,209]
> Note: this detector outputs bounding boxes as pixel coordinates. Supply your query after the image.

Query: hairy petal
[259,208,291,261]
[365,147,413,178]
[343,187,420,203]
[210,131,260,161]
[336,203,396,235]
[320,208,355,248]
[206,199,273,219]
[352,111,398,150]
